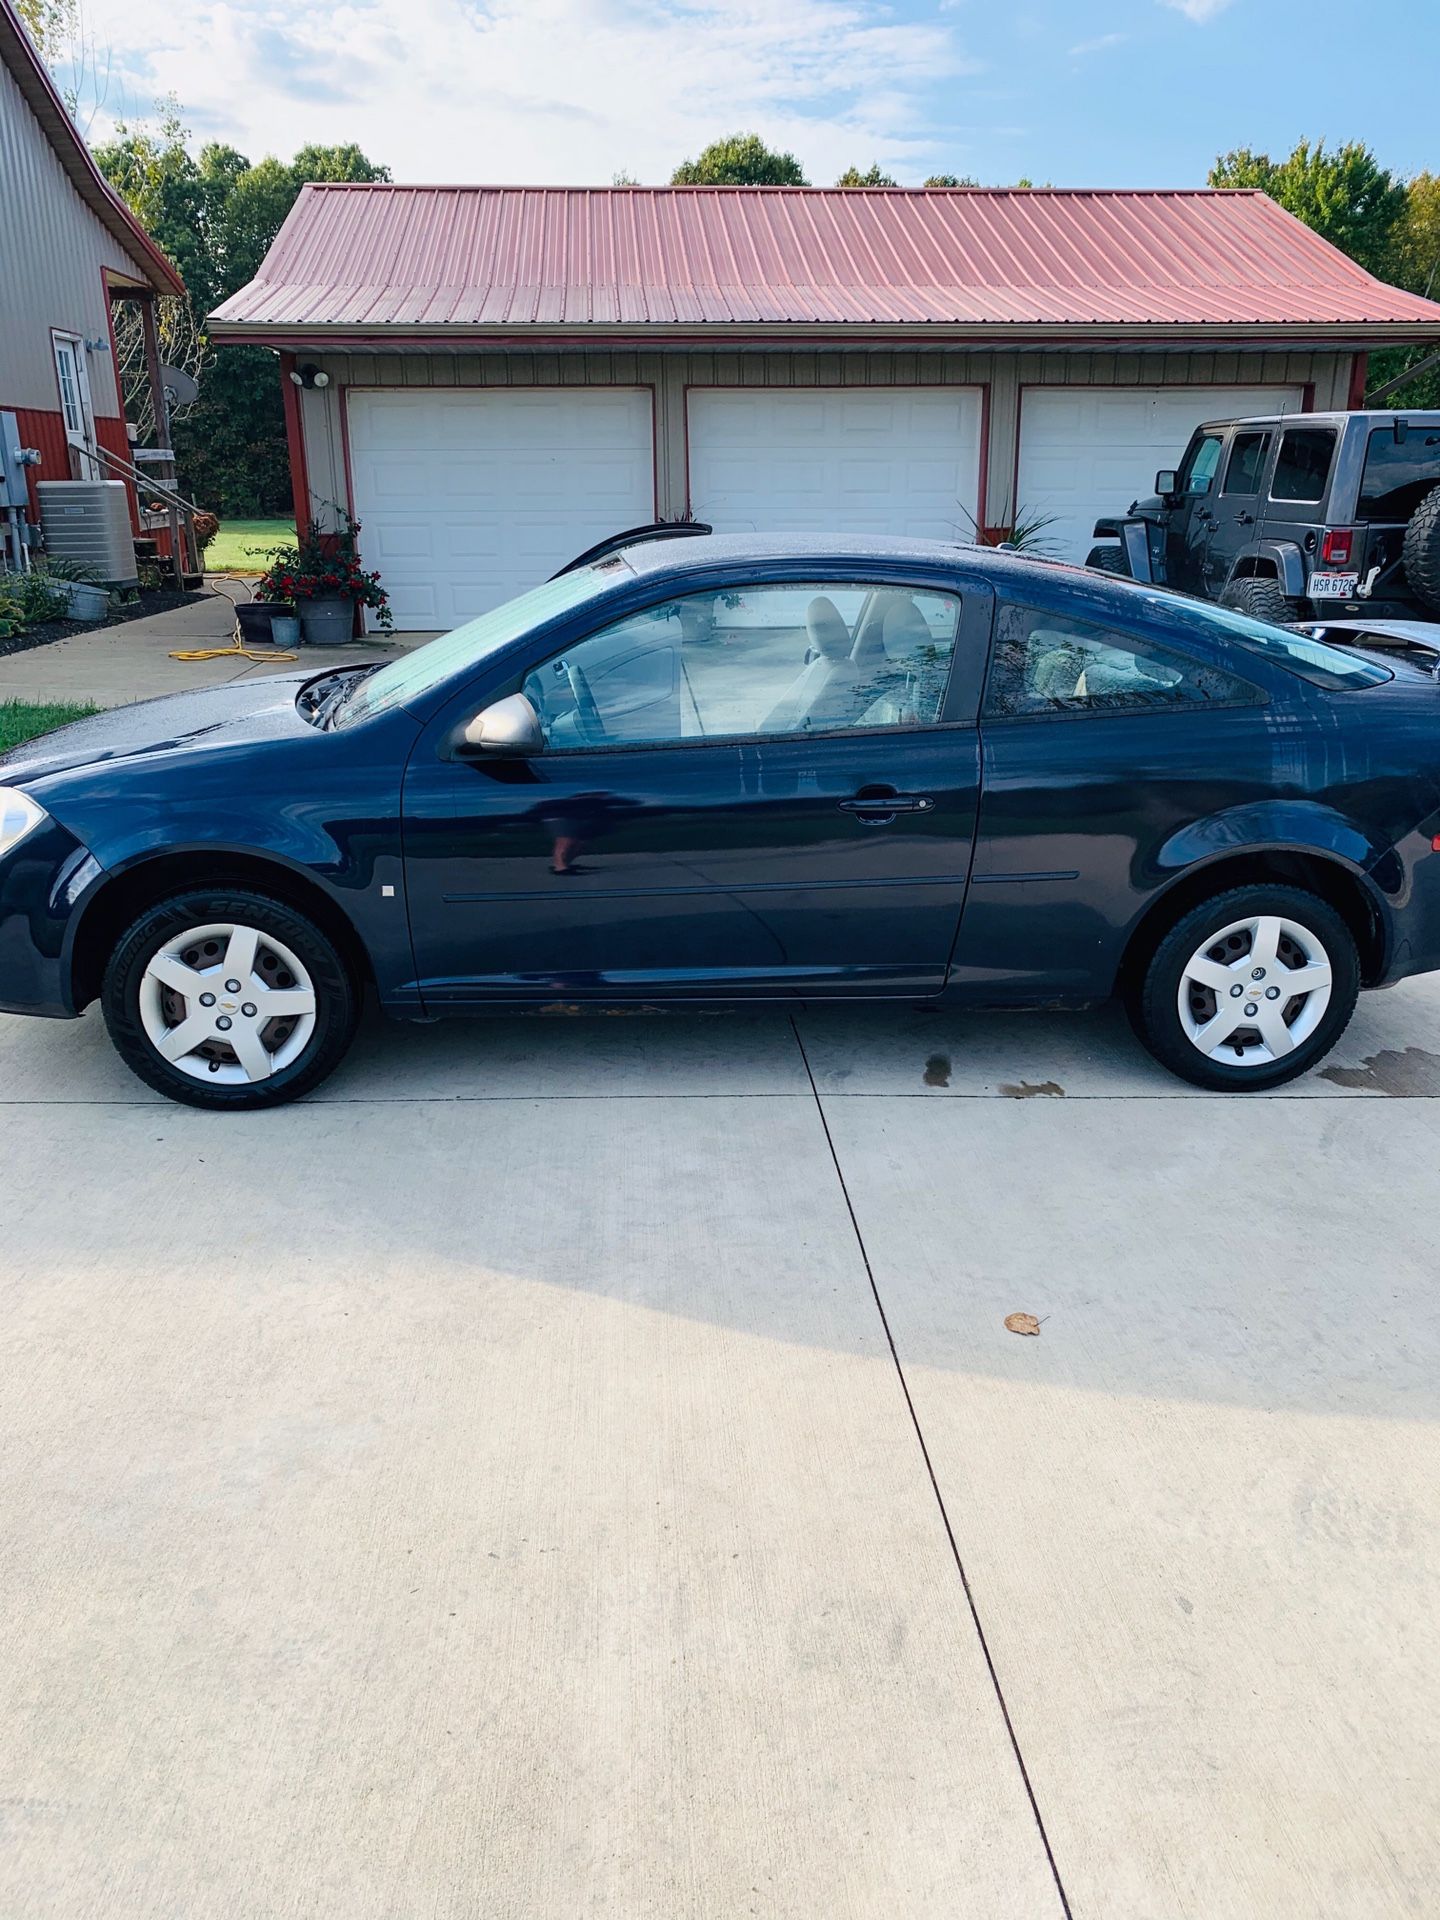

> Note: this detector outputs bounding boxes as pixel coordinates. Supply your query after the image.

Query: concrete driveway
[3,982,1439,1918]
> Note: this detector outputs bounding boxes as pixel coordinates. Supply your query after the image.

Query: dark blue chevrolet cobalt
[3,533,1439,1109]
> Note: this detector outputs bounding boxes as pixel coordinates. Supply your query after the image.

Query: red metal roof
[209,184,1440,342]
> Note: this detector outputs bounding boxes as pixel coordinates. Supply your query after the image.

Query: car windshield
[1156,597,1393,691]
[332,563,626,728]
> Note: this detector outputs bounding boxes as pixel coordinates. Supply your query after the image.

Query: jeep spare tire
[1402,485,1440,615]
[1219,575,1299,626]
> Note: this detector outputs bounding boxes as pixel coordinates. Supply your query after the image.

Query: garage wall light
[289,363,331,390]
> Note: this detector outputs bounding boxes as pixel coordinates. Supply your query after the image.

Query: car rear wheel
[102,889,359,1109]
[1402,484,1440,615]
[1219,574,1300,625]
[1134,885,1359,1092]
[1085,543,1131,576]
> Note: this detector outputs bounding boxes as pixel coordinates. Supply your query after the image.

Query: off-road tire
[1401,484,1440,616]
[1085,543,1131,576]
[102,888,359,1110]
[1219,574,1301,626]
[1133,884,1359,1093]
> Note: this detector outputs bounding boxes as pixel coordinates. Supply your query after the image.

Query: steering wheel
[565,660,608,744]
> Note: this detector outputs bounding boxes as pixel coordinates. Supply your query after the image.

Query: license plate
[1309,572,1359,598]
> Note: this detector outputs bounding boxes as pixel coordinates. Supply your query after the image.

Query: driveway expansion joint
[787,1013,1076,1920]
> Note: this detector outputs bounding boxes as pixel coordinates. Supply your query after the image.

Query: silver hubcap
[1178,913,1333,1067]
[138,922,318,1085]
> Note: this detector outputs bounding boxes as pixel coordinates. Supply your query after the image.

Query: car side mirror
[462,692,544,755]
[1155,469,1178,497]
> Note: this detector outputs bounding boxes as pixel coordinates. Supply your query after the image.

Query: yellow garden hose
[169,580,298,664]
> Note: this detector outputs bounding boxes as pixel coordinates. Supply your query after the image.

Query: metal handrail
[90,441,204,517]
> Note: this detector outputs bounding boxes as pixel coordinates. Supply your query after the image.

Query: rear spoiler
[551,521,713,578]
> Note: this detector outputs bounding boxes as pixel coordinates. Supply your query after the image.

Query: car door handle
[839,789,935,823]
[1234,511,1255,525]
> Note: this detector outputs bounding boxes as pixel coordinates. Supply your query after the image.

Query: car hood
[0,668,347,785]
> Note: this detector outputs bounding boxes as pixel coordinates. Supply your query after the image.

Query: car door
[1163,429,1227,593]
[401,570,991,1004]
[1208,427,1273,594]
[951,593,1271,1004]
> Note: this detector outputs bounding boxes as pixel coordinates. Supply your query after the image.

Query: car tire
[102,888,359,1110]
[1402,484,1440,616]
[1219,574,1300,625]
[1085,543,1131,576]
[1134,885,1359,1093]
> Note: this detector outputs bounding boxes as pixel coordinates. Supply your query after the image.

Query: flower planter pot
[298,595,355,648]
[269,613,302,650]
[235,602,289,646]
[61,580,110,623]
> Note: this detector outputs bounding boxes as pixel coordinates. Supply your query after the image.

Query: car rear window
[1270,427,1336,504]
[1358,424,1440,517]
[1164,599,1392,690]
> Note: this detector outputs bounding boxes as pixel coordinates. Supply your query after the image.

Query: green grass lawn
[203,518,295,573]
[0,700,100,750]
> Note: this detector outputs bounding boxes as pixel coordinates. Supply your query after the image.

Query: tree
[1393,172,1440,300]
[924,173,977,188]
[1208,139,1408,279]
[1369,171,1440,407]
[836,164,898,188]
[671,134,807,186]
[14,0,109,129]
[94,120,390,515]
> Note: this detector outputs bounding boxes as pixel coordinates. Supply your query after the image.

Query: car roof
[612,529,1084,589]
[1194,409,1440,432]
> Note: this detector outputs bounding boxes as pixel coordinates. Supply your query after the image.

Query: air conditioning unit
[36,480,138,587]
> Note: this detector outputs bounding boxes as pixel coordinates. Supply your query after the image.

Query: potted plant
[38,557,110,622]
[255,511,392,647]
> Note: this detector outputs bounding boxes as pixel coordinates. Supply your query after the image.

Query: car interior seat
[759,596,862,732]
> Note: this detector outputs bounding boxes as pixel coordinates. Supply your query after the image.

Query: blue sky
[74,0,1438,189]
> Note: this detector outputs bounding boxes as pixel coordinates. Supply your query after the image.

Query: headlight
[0,787,48,859]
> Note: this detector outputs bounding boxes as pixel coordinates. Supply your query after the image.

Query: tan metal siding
[0,57,148,416]
[300,346,1355,533]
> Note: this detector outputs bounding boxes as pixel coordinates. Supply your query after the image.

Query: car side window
[520,581,962,749]
[984,605,1262,719]
[1271,428,1336,504]
[1223,430,1271,494]
[1180,433,1225,496]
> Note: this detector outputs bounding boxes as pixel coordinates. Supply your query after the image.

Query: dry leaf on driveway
[1004,1312,1041,1336]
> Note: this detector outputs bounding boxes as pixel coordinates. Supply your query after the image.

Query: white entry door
[687,388,983,542]
[1016,385,1306,562]
[52,332,98,478]
[347,388,656,629]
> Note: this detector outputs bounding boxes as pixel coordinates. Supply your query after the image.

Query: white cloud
[1069,31,1126,54]
[75,0,978,186]
[1158,0,1237,20]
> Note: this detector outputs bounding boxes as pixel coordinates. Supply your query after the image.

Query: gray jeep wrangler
[1087,410,1440,624]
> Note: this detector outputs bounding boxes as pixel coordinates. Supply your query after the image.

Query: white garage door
[687,388,983,542]
[347,389,655,629]
[1017,385,1307,563]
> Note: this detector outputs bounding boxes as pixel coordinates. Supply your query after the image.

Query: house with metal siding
[210,182,1440,629]
[0,0,184,531]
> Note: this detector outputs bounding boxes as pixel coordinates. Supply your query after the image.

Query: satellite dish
[160,364,200,409]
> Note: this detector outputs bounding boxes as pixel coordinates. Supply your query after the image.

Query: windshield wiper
[319,663,386,729]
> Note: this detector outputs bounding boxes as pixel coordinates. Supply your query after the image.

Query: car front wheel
[102,889,359,1109]
[1135,885,1359,1091]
